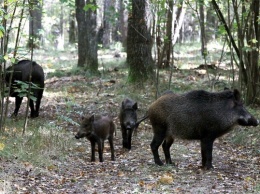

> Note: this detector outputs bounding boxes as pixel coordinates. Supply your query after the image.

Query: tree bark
[69,9,76,44]
[172,1,186,45]
[118,0,127,48]
[127,0,154,84]
[162,0,173,68]
[199,2,206,56]
[102,0,112,48]
[85,0,98,72]
[28,0,42,48]
[75,0,87,67]
[245,0,260,103]
[75,0,98,72]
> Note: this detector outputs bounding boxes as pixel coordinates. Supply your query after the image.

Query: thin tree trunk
[172,1,186,45]
[199,2,206,56]
[28,0,42,48]
[69,9,76,44]
[162,0,173,68]
[115,0,127,48]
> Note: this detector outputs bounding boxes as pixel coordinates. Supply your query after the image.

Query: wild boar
[147,89,259,169]
[75,114,115,162]
[119,98,138,150]
[5,60,44,118]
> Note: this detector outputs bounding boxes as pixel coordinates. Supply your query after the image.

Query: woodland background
[0,0,260,193]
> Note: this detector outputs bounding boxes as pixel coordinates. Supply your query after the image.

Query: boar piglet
[148,89,259,169]
[75,115,115,162]
[119,98,138,150]
[5,60,44,118]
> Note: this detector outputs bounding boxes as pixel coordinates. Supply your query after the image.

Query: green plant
[0,122,75,166]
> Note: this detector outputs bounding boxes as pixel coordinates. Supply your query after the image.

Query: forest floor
[1,46,260,193]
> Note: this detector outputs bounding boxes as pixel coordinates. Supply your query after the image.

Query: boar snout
[248,118,259,126]
[238,115,259,126]
[75,133,84,139]
[125,121,136,130]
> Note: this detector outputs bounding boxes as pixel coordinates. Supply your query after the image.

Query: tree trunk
[75,0,87,67]
[85,0,98,73]
[118,0,127,48]
[245,0,260,103]
[127,0,154,84]
[206,4,217,43]
[57,4,64,50]
[172,1,186,45]
[162,0,173,68]
[75,0,98,72]
[103,0,112,48]
[69,9,76,44]
[28,0,42,48]
[199,2,206,56]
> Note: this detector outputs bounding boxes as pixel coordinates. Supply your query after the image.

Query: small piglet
[119,98,138,150]
[75,115,115,162]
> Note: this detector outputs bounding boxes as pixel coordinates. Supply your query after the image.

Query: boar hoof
[155,160,164,166]
[31,113,39,118]
[201,165,214,170]
[11,113,18,117]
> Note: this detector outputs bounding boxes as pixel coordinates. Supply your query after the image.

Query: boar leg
[13,97,23,116]
[127,129,133,150]
[29,99,36,118]
[122,128,128,149]
[162,137,174,164]
[97,140,104,162]
[35,90,43,117]
[108,136,115,161]
[200,138,214,169]
[150,130,165,166]
[90,140,96,162]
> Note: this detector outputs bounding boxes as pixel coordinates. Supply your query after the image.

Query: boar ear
[233,89,241,101]
[89,115,95,122]
[133,102,138,110]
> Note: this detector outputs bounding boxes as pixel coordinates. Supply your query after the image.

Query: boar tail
[135,114,149,129]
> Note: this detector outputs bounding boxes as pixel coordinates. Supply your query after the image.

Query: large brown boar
[148,89,259,169]
[75,115,115,162]
[5,60,44,118]
[119,98,138,150]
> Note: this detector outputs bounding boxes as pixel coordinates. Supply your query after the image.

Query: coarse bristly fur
[5,60,44,118]
[75,114,116,162]
[148,89,259,169]
[119,98,138,150]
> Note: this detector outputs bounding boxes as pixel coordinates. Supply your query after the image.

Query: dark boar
[75,115,115,162]
[148,89,259,169]
[5,60,44,118]
[119,98,138,149]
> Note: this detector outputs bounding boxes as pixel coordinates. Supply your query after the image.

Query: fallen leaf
[0,143,5,151]
[158,174,174,184]
[117,171,124,177]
